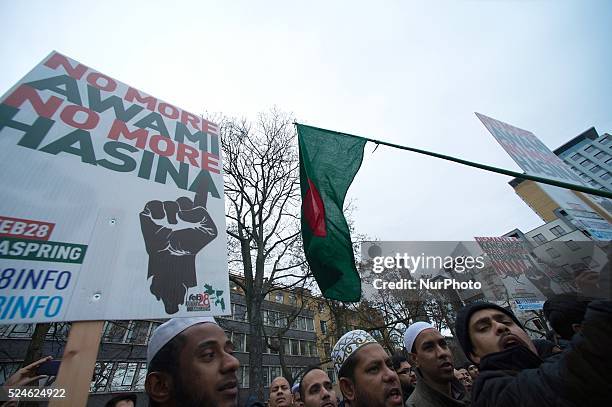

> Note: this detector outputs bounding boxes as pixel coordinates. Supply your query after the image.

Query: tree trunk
[248,294,265,401]
[23,323,51,366]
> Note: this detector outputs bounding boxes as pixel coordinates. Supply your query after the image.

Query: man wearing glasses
[391,353,416,402]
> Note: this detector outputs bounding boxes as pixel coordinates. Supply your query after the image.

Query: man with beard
[268,376,293,407]
[404,322,469,406]
[299,366,337,407]
[331,329,403,407]
[145,317,239,407]
[454,301,612,406]
[454,367,472,394]
[391,353,415,401]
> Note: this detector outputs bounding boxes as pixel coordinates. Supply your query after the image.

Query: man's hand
[4,356,52,387]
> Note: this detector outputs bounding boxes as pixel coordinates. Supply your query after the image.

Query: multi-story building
[509,127,612,240]
[554,127,612,192]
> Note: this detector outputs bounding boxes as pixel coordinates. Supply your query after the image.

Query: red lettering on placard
[44,52,88,80]
[4,85,63,118]
[60,105,100,130]
[124,87,157,111]
[0,216,55,241]
[201,153,220,174]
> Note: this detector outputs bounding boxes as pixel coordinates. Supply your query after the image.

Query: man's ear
[409,352,418,367]
[145,372,173,403]
[339,377,356,401]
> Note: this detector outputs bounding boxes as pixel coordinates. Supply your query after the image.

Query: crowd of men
[2,295,608,406]
[136,293,610,407]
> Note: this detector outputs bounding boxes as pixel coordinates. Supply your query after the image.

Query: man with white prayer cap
[145,317,240,407]
[331,329,403,407]
[404,321,469,407]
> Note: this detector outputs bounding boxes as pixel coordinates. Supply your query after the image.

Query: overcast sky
[1,0,611,241]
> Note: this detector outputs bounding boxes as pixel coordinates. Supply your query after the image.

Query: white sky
[1,0,611,241]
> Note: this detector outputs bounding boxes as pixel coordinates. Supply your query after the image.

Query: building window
[601,172,610,181]
[0,363,21,385]
[232,303,248,321]
[589,180,599,187]
[238,366,249,388]
[571,153,581,161]
[134,363,147,391]
[306,317,315,331]
[323,342,331,357]
[291,366,306,378]
[308,341,318,356]
[275,292,284,303]
[91,362,113,392]
[584,145,596,153]
[298,316,307,331]
[600,135,610,145]
[102,321,128,343]
[582,256,599,267]
[0,325,12,337]
[320,320,328,334]
[109,362,138,391]
[45,323,70,340]
[594,150,607,159]
[288,294,297,305]
[546,247,561,259]
[565,240,580,251]
[590,165,602,174]
[580,159,593,166]
[571,263,587,273]
[532,234,547,244]
[126,321,151,344]
[231,332,246,352]
[8,324,34,338]
[270,366,281,380]
[291,339,300,356]
[550,225,565,237]
[268,337,280,355]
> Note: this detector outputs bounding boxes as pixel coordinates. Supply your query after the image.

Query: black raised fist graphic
[140,180,217,314]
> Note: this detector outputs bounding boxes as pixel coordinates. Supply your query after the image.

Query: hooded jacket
[470,301,612,407]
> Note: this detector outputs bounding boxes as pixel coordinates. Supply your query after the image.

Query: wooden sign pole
[49,321,104,407]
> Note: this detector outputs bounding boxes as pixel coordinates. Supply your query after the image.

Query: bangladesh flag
[297,123,366,302]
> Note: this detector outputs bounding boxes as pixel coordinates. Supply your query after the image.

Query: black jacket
[471,301,612,407]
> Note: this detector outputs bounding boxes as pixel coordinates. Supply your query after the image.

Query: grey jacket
[405,368,469,407]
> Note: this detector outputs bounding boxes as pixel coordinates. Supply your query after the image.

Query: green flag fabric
[297,123,366,302]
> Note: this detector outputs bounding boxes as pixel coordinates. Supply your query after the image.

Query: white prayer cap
[291,382,300,394]
[331,330,378,376]
[147,317,217,365]
[404,321,434,353]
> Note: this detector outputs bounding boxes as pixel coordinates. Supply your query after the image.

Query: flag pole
[295,123,612,200]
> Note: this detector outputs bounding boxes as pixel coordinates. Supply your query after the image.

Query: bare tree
[221,108,307,400]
